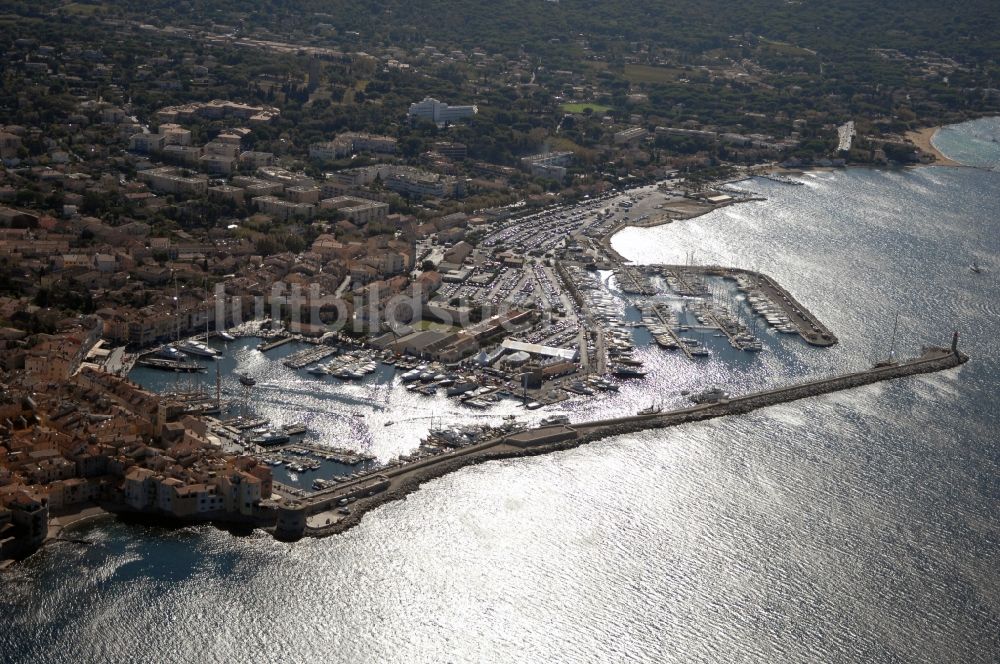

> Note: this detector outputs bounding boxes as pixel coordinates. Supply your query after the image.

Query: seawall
[302,346,967,539]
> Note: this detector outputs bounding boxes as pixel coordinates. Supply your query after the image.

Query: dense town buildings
[0,1,990,565]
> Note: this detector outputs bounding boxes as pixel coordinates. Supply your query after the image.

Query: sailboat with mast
[177,287,221,358]
[874,312,900,367]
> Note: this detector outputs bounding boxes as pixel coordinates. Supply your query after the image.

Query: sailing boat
[180,289,222,358]
[874,313,900,367]
[970,260,983,274]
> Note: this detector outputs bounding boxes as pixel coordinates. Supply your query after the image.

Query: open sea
[2,123,999,663]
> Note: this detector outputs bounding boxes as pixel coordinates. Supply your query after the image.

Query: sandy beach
[906,127,960,166]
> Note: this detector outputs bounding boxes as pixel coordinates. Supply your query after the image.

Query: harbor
[10,148,996,663]
[123,180,849,500]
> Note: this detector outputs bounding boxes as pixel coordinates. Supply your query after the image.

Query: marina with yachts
[127,179,839,502]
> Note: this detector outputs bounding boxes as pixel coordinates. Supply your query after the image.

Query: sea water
[2,138,998,663]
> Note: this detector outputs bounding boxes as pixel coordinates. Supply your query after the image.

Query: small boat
[637,404,662,416]
[218,331,236,342]
[539,414,570,426]
[283,423,307,436]
[970,260,983,274]
[464,398,490,409]
[238,373,256,387]
[384,421,394,427]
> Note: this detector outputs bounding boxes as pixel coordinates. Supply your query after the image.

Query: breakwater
[295,345,967,540]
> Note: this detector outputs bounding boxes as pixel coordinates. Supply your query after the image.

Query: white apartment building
[407,97,478,125]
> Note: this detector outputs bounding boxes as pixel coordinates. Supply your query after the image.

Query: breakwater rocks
[301,347,966,540]
[573,346,964,438]
[304,441,585,539]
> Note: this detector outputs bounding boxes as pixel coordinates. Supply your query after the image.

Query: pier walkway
[649,303,693,360]
[258,336,296,352]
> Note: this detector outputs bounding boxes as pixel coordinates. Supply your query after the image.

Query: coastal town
[0,4,992,565]
[0,165,844,559]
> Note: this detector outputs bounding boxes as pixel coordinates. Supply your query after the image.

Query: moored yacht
[282,422,307,436]
[612,366,646,378]
[156,345,186,361]
[177,339,219,358]
[252,430,290,446]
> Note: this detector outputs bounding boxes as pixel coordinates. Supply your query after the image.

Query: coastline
[602,156,969,260]
[0,505,114,569]
[906,127,960,166]
[46,505,113,543]
[3,157,981,569]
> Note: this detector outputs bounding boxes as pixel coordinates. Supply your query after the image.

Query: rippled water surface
[932,116,1000,169]
[2,162,999,662]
